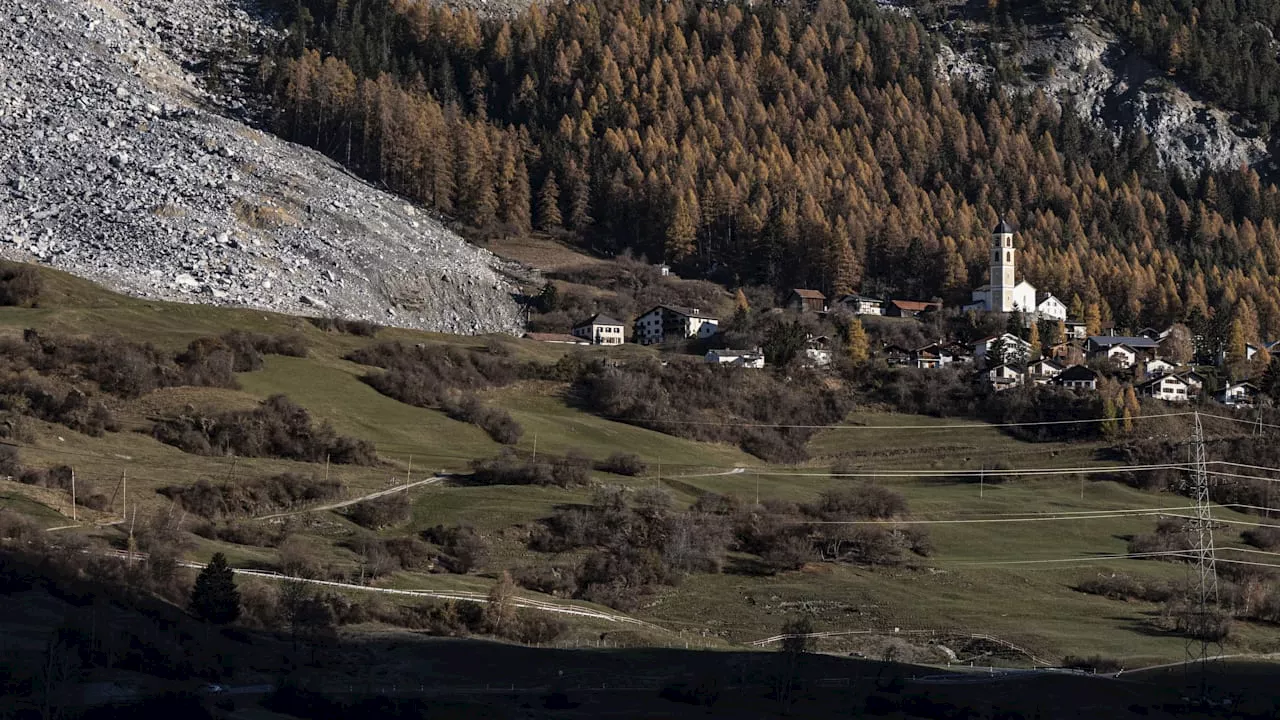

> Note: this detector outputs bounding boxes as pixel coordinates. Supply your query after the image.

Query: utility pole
[1080,473,1085,501]
[406,455,412,484]
[325,454,331,485]
[979,464,984,499]
[70,468,76,522]
[1183,411,1220,696]
[532,434,537,463]
[122,471,127,523]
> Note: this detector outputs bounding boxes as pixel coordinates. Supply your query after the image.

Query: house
[983,363,1024,391]
[1218,343,1265,365]
[1035,293,1068,322]
[1102,343,1139,369]
[1143,358,1177,377]
[1138,374,1191,403]
[909,343,954,369]
[1086,335,1161,365]
[1216,381,1259,407]
[571,313,626,346]
[836,293,884,316]
[803,336,833,368]
[705,348,765,369]
[1064,321,1089,340]
[944,343,974,364]
[633,305,719,345]
[885,299,942,318]
[523,332,589,345]
[1046,341,1085,366]
[1176,370,1209,397]
[656,264,672,277]
[879,344,911,367]
[973,333,1033,368]
[787,289,827,313]
[1137,327,1171,341]
[1055,365,1100,391]
[1027,358,1064,385]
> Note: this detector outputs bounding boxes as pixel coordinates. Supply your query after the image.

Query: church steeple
[990,217,1016,312]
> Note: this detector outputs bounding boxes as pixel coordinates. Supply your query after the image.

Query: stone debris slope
[0,0,524,335]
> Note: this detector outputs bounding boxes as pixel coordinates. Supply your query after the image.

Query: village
[525,221,1274,409]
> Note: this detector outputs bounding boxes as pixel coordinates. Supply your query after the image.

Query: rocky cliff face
[933,15,1270,176]
[0,0,525,335]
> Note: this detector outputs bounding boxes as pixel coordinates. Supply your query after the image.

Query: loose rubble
[0,0,525,335]
[935,20,1268,175]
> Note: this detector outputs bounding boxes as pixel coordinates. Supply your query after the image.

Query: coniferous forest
[262,0,1280,346]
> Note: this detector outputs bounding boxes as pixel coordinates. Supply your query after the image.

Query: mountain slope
[0,0,523,334]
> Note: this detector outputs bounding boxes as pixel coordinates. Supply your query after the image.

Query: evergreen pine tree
[189,552,241,625]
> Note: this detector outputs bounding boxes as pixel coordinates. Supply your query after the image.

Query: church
[964,219,1067,321]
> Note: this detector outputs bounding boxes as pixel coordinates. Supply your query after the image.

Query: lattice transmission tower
[1182,411,1220,685]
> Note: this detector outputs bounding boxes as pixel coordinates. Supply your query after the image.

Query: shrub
[348,342,523,408]
[158,473,341,518]
[0,263,41,307]
[308,316,381,337]
[442,394,523,444]
[511,564,577,596]
[1127,518,1193,556]
[345,493,411,529]
[1242,527,1280,550]
[151,395,377,464]
[1062,655,1122,673]
[421,524,489,573]
[469,448,590,487]
[595,452,648,476]
[805,484,907,520]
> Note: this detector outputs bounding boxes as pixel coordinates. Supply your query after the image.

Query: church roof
[994,218,1016,234]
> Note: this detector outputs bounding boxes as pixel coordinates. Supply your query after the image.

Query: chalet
[836,293,884,316]
[803,336,833,368]
[705,348,765,369]
[944,343,974,364]
[656,264,672,277]
[1035,293,1068,322]
[523,332,589,345]
[1217,343,1265,365]
[1064,321,1089,341]
[787,289,827,313]
[973,333,1033,368]
[1087,335,1160,365]
[1215,381,1259,407]
[909,343,954,370]
[1102,343,1139,369]
[1143,358,1177,377]
[1046,341,1085,366]
[1027,358,1064,385]
[571,313,626,346]
[1055,365,1100,391]
[1176,370,1209,397]
[885,299,942,318]
[880,344,911,367]
[1138,327,1172,341]
[983,363,1024,391]
[1138,374,1191,403]
[633,305,719,345]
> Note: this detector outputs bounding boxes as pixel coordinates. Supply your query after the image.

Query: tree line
[261,0,1280,343]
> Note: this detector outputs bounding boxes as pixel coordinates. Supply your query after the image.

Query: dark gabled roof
[838,293,883,304]
[1035,292,1062,305]
[1030,358,1064,370]
[890,299,941,312]
[1088,335,1161,349]
[790,288,827,300]
[1056,365,1099,382]
[574,313,624,329]
[994,217,1016,234]
[1137,374,1187,389]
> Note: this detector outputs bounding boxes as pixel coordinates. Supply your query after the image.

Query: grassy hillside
[0,265,1276,667]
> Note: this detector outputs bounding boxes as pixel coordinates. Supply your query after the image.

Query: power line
[765,463,1193,479]
[791,507,1199,526]
[954,550,1192,566]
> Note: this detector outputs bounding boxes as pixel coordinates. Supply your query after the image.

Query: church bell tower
[990,218,1016,312]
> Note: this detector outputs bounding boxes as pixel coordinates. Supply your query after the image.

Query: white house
[1103,343,1139,368]
[973,333,1033,368]
[1215,381,1259,407]
[1138,374,1190,403]
[633,305,719,345]
[705,348,765,369]
[1064,321,1089,340]
[983,363,1024,391]
[571,313,626,346]
[1177,370,1208,396]
[1035,293,1068,322]
[803,336,833,368]
[1027,358,1064,384]
[909,343,953,369]
[1143,358,1177,377]
[836,294,884,316]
